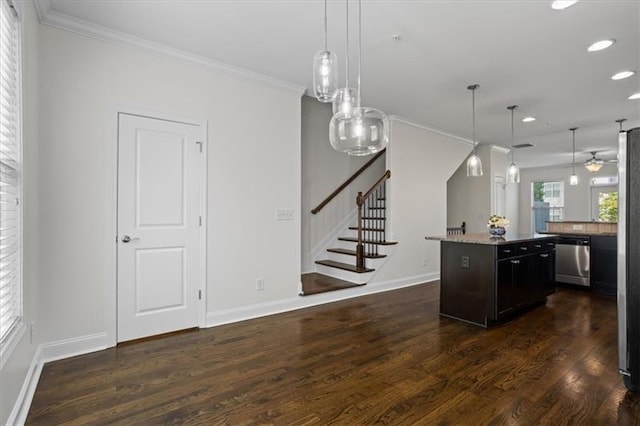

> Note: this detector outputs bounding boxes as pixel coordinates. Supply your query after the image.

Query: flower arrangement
[487,215,510,229]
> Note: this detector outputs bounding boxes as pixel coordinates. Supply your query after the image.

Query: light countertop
[425,233,556,246]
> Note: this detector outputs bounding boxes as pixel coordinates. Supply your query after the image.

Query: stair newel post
[356,191,365,270]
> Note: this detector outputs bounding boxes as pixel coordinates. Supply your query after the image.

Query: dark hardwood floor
[27,283,640,425]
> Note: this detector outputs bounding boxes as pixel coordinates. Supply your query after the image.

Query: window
[0,0,22,345]
[532,181,564,232]
[591,176,618,222]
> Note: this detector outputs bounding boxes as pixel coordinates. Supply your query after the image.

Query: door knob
[121,235,139,243]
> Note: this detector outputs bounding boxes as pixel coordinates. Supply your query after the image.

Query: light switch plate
[276,209,294,221]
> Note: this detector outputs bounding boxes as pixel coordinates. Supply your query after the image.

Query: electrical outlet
[256,278,265,291]
[276,209,294,221]
[461,256,470,269]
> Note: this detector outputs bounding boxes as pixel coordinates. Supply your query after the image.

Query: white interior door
[117,113,203,343]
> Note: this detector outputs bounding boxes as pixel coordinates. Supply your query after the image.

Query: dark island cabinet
[494,244,555,321]
[590,235,617,296]
[439,236,556,327]
[496,257,529,318]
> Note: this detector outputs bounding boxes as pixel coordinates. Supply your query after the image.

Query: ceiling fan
[584,151,617,172]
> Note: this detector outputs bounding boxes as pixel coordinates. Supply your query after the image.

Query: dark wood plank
[314,259,374,273]
[326,248,386,259]
[26,284,640,425]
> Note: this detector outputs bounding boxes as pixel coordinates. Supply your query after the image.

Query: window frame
[0,0,25,369]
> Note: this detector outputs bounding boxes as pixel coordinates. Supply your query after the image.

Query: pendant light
[569,127,578,186]
[506,105,520,183]
[466,84,483,177]
[332,0,358,115]
[329,0,389,156]
[312,0,338,102]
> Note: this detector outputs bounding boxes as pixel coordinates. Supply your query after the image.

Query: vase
[489,226,506,236]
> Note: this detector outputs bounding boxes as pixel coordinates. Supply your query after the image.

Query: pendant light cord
[323,0,328,51]
[572,129,576,174]
[569,127,578,174]
[472,88,477,154]
[507,105,517,164]
[511,107,515,163]
[357,0,362,108]
[345,0,349,88]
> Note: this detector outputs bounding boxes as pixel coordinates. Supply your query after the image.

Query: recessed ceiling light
[588,39,616,52]
[612,71,635,80]
[551,0,579,10]
[629,92,640,100]
[522,117,536,123]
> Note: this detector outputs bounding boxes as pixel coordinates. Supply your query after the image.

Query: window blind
[0,0,22,343]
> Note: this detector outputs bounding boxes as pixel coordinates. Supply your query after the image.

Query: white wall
[36,24,302,342]
[370,119,470,284]
[447,145,491,233]
[301,96,384,272]
[447,145,520,234]
[1,1,41,424]
[518,162,619,233]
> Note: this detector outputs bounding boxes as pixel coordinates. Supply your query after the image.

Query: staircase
[313,170,397,285]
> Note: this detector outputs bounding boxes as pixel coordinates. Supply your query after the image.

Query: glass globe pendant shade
[313,50,338,103]
[332,87,359,115]
[329,107,389,156]
[570,173,579,186]
[466,153,483,177]
[507,163,520,183]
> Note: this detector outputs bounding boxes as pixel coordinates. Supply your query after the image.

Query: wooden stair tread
[315,259,374,273]
[300,273,365,296]
[338,237,398,245]
[366,207,385,210]
[327,248,386,259]
[348,226,384,232]
[362,216,386,220]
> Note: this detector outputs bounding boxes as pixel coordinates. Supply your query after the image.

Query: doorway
[116,113,205,343]
[493,175,506,217]
[591,185,618,222]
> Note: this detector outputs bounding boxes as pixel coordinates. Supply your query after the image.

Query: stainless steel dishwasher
[555,236,590,287]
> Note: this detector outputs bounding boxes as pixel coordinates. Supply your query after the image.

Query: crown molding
[388,115,474,146]
[33,1,306,96]
[33,0,51,24]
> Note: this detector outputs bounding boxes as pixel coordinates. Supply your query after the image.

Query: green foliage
[599,192,618,222]
[533,182,545,202]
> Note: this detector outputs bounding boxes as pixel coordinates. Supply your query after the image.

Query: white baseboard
[7,332,110,426]
[206,273,438,328]
[6,345,42,426]
[39,332,109,364]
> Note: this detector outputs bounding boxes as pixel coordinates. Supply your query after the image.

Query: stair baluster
[356,170,391,270]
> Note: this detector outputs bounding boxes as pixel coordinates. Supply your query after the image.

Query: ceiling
[42,0,640,168]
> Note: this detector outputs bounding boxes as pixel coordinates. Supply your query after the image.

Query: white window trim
[0,0,25,367]
[0,322,25,369]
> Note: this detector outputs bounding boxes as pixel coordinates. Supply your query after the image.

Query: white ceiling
[43,0,640,168]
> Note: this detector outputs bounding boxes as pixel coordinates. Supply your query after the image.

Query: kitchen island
[425,233,557,327]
